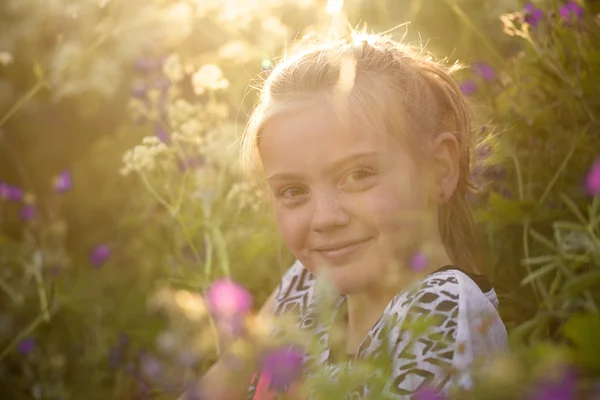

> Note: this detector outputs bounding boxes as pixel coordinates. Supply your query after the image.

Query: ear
[430,132,460,203]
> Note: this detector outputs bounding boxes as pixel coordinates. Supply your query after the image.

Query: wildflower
[131,79,147,98]
[54,170,73,193]
[134,58,159,73]
[152,76,170,92]
[410,252,429,272]
[89,244,110,268]
[473,62,495,81]
[192,64,229,95]
[560,2,584,24]
[0,183,23,201]
[524,3,544,27]
[459,80,477,96]
[178,155,206,172]
[530,365,576,400]
[205,279,253,318]
[415,386,447,400]
[20,204,36,221]
[586,158,600,196]
[140,353,161,379]
[154,124,170,144]
[18,338,35,354]
[260,345,305,391]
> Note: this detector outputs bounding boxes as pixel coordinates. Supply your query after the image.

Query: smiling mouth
[313,238,372,262]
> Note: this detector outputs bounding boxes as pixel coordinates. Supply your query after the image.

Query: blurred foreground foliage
[0,0,599,398]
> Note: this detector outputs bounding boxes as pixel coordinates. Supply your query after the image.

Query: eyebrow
[267,151,380,182]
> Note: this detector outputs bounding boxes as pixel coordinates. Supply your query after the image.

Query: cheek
[274,207,308,252]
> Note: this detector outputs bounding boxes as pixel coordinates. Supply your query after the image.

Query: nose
[310,189,350,233]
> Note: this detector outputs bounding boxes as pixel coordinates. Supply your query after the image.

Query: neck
[344,238,453,354]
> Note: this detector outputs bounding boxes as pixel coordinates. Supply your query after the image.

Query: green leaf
[562,270,600,295]
[562,314,600,371]
[560,193,587,225]
[521,262,558,286]
[521,255,556,266]
[529,229,557,251]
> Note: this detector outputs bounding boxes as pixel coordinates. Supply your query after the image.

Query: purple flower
[473,62,495,81]
[459,80,477,96]
[140,354,162,379]
[134,58,163,73]
[20,204,36,221]
[0,183,23,202]
[560,1,584,24]
[178,155,206,172]
[18,338,35,355]
[586,158,600,196]
[154,124,170,144]
[410,252,429,272]
[89,244,111,268]
[524,3,544,27]
[206,279,253,319]
[131,80,147,98]
[261,345,305,391]
[530,366,576,400]
[152,76,170,92]
[415,386,447,400]
[54,170,73,193]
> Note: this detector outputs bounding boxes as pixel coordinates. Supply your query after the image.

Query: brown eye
[342,169,375,185]
[280,186,308,198]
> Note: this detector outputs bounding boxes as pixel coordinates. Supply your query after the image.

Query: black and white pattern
[249,261,508,399]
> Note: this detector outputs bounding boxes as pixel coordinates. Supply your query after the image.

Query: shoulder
[382,269,507,392]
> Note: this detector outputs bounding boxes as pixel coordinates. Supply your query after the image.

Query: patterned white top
[248,261,508,399]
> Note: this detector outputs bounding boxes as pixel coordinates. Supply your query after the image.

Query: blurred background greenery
[1,0,599,398]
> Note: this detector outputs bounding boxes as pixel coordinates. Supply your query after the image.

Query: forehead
[259,102,403,174]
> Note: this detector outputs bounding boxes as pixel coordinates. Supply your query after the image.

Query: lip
[313,238,372,262]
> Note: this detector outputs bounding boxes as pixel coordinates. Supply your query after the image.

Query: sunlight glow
[326,0,344,15]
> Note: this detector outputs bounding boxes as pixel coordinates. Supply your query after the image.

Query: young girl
[188,32,508,399]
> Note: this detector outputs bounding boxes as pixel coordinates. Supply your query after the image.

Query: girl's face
[260,101,433,295]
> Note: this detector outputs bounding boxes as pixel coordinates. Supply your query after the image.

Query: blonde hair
[241,33,482,274]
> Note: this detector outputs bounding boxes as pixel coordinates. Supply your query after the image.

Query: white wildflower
[120,138,168,176]
[192,64,229,95]
[168,98,198,126]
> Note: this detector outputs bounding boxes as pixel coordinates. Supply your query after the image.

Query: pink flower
[459,80,477,96]
[260,345,305,391]
[54,170,73,193]
[560,1,584,24]
[410,252,429,272]
[90,244,111,268]
[524,3,544,27]
[20,204,36,221]
[473,62,495,81]
[205,279,253,318]
[586,158,600,196]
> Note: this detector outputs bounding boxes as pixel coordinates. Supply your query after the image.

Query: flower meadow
[1,0,600,399]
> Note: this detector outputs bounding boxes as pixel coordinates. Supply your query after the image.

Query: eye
[279,186,309,198]
[342,169,376,185]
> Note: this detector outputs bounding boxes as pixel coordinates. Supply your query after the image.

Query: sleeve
[382,271,508,397]
[452,271,509,388]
